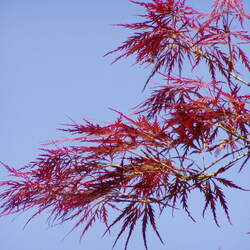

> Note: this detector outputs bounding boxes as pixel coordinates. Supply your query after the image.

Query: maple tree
[0,0,250,249]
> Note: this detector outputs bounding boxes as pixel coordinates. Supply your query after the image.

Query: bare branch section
[0,0,250,249]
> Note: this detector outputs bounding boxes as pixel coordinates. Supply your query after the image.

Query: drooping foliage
[0,1,249,250]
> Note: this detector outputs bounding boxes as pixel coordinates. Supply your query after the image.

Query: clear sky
[1,0,250,250]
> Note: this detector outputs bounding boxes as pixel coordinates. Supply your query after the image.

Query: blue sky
[1,0,250,250]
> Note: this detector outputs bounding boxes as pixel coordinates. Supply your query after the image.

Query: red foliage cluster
[0,0,249,249]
